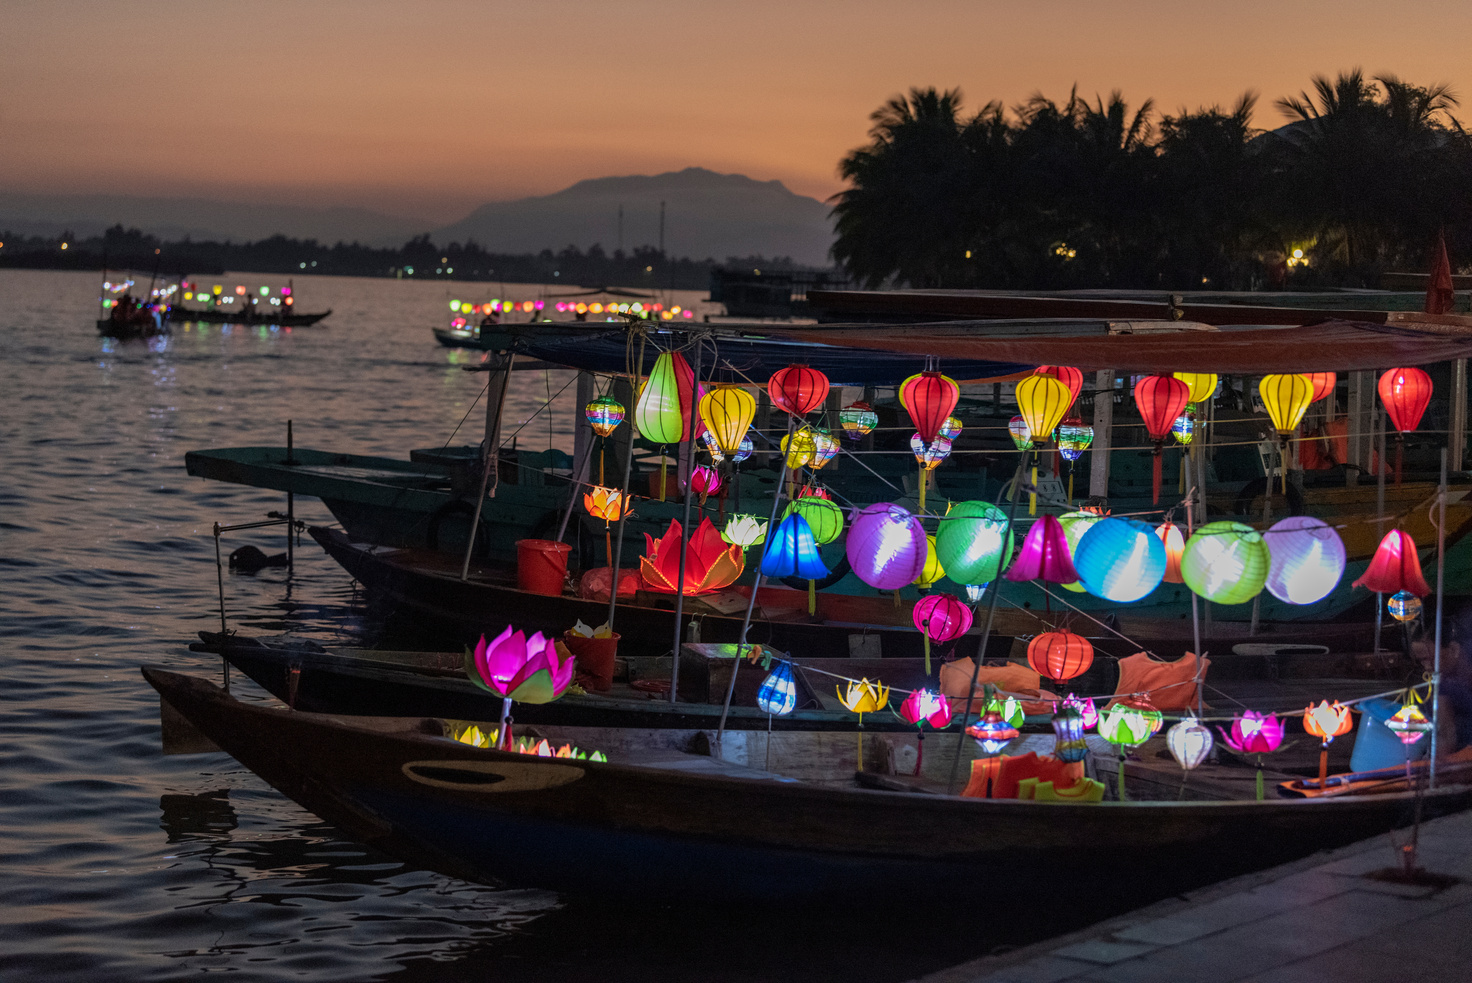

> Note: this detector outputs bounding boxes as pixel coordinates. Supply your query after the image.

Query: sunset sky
[5,0,1471,222]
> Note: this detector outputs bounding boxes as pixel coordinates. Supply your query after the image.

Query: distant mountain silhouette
[434,168,835,266]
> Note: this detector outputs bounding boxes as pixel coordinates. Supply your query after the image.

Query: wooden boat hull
[167,307,331,326]
[97,316,166,339]
[144,667,1472,904]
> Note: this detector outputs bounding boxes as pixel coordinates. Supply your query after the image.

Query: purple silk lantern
[1004,514,1079,584]
[845,503,927,590]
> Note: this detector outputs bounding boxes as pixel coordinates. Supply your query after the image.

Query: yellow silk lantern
[781,428,816,469]
[634,352,684,444]
[914,535,945,588]
[1259,374,1315,436]
[1173,372,1218,404]
[698,384,755,456]
[1015,374,1073,446]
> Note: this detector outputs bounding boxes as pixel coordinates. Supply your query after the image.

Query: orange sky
[4,0,1471,222]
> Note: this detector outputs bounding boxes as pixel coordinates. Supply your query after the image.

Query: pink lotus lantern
[688,464,722,498]
[1219,710,1285,799]
[1062,692,1099,730]
[1004,514,1079,584]
[897,688,952,774]
[911,592,973,674]
[465,625,576,748]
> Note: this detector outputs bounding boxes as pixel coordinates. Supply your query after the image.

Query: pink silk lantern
[912,592,973,674]
[1352,529,1431,597]
[1004,514,1079,584]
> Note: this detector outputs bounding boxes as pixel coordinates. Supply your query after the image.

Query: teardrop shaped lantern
[1004,514,1079,584]
[939,415,964,440]
[901,372,960,444]
[760,513,828,579]
[1026,629,1094,683]
[1008,415,1033,451]
[585,395,625,437]
[634,351,687,444]
[1259,373,1314,436]
[1166,717,1214,771]
[934,501,1014,586]
[846,503,927,590]
[768,364,830,417]
[1353,529,1430,597]
[698,384,756,455]
[1133,375,1192,503]
[1305,372,1336,404]
[1172,372,1218,404]
[1056,417,1093,461]
[757,661,798,715]
[1264,516,1345,605]
[1378,367,1433,433]
[1015,374,1073,449]
[1034,365,1083,405]
[807,428,841,472]
[1156,521,1185,584]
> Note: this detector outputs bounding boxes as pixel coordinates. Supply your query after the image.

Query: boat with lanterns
[167,279,331,326]
[433,289,698,349]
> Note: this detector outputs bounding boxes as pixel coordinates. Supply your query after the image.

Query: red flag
[1425,233,1455,315]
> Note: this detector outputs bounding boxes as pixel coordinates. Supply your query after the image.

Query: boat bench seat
[619,749,800,783]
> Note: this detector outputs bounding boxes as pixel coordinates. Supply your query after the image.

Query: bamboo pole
[1432,447,1448,787]
[668,342,704,704]
[461,353,514,581]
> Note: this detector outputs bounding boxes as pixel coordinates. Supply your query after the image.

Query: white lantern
[1166,717,1214,770]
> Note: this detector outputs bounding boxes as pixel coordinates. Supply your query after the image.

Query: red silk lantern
[901,372,960,444]
[1378,367,1432,433]
[1306,372,1336,404]
[1352,529,1431,597]
[1133,375,1191,504]
[768,364,829,417]
[1034,365,1083,406]
[1004,514,1079,584]
[1027,629,1094,683]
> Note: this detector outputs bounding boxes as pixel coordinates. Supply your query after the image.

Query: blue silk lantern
[732,434,754,463]
[757,661,797,715]
[1051,705,1088,762]
[846,503,927,590]
[760,513,828,579]
[1073,517,1168,603]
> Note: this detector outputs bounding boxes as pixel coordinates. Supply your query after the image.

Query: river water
[0,270,1012,982]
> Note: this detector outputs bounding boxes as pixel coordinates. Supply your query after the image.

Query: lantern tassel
[1318,746,1329,787]
[915,729,924,776]
[1029,460,1038,516]
[808,579,816,616]
[922,633,932,675]
[1255,766,1265,801]
[1067,470,1074,503]
[1152,448,1163,505]
[1281,438,1289,496]
[659,451,668,503]
[856,717,864,773]
[1117,756,1128,801]
[918,464,926,512]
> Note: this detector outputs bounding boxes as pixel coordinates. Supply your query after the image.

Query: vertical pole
[1453,359,1467,475]
[214,523,229,692]
[1375,408,1387,654]
[1432,448,1448,787]
[604,403,639,633]
[669,343,703,704]
[285,420,295,570]
[462,354,514,581]
[1089,369,1114,499]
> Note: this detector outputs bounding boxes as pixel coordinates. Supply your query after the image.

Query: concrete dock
[911,809,1472,983]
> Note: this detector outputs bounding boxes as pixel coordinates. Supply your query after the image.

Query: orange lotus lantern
[1303,700,1354,786]
[583,485,625,521]
[640,517,744,595]
[1156,520,1185,584]
[1026,629,1094,684]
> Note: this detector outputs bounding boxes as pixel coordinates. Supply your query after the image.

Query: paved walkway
[911,809,1472,983]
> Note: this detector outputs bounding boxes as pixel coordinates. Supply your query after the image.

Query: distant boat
[167,305,331,327]
[167,277,330,326]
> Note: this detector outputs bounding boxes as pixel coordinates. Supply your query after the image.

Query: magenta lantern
[1004,514,1079,584]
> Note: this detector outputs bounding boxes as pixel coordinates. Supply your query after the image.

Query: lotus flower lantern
[640,518,744,595]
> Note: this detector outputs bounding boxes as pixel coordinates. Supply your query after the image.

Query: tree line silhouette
[831,70,1471,291]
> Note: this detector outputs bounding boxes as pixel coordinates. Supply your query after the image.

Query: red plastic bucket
[516,539,571,595]
[562,631,619,691]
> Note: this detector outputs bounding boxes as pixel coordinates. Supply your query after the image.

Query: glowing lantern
[1051,704,1088,762]
[901,372,961,444]
[914,535,945,589]
[1099,696,1162,748]
[698,384,756,455]
[1015,374,1073,448]
[1304,700,1353,745]
[784,496,844,545]
[1219,711,1284,754]
[1008,415,1033,450]
[634,351,688,444]
[780,428,816,468]
[1057,510,1104,593]
[700,429,726,463]
[768,364,829,417]
[935,501,1014,586]
[1181,521,1270,605]
[808,429,840,471]
[1378,367,1433,433]
[1076,518,1168,603]
[967,708,1019,755]
[760,513,828,579]
[732,435,754,463]
[912,591,971,673]
[1173,372,1218,404]
[964,583,989,603]
[1133,375,1192,503]
[722,514,767,548]
[583,486,625,521]
[840,402,878,440]
[798,485,831,500]
[1034,365,1083,405]
[1306,372,1336,403]
[756,661,797,715]
[1156,521,1185,584]
[910,433,952,470]
[1388,590,1422,622]
[1166,717,1214,771]
[1386,700,1431,745]
[585,395,625,437]
[1063,693,1099,730]
[1172,412,1194,445]
[989,694,1025,728]
[1352,529,1430,596]
[466,625,575,705]
[1026,629,1094,683]
[1259,374,1314,436]
[688,464,722,497]
[940,415,964,440]
[899,688,952,730]
[1264,516,1345,605]
[846,503,927,590]
[1056,418,1093,461]
[837,678,890,723]
[640,518,744,595]
[1004,514,1079,584]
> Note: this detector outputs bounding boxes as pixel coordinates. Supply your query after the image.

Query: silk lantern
[935,501,1014,586]
[1057,510,1104,593]
[1073,517,1168,603]
[1008,415,1032,450]
[784,496,844,545]
[839,401,878,440]
[1172,412,1194,446]
[698,384,756,455]
[1167,717,1214,771]
[967,708,1019,755]
[1051,704,1088,762]
[583,486,625,521]
[1015,374,1073,448]
[732,435,754,463]
[914,535,945,589]
[1264,516,1345,605]
[940,415,963,440]
[760,513,828,580]
[584,395,625,437]
[1026,629,1094,683]
[700,430,726,464]
[837,678,889,770]
[1181,521,1270,605]
[757,662,797,715]
[1056,418,1093,461]
[901,371,960,444]
[1133,375,1192,503]
[1099,695,1162,800]
[634,351,686,444]
[1004,514,1079,584]
[1259,373,1314,435]
[1173,372,1218,404]
[768,364,829,417]
[1306,372,1336,404]
[780,428,816,468]
[1156,521,1185,584]
[1034,365,1083,405]
[808,429,840,471]
[1378,367,1433,485]
[913,592,972,673]
[1353,529,1430,596]
[1388,590,1422,622]
[846,503,927,590]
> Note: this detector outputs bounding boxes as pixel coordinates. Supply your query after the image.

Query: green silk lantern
[1057,509,1104,594]
[936,501,1014,586]
[783,496,844,545]
[634,351,685,445]
[1181,521,1270,605]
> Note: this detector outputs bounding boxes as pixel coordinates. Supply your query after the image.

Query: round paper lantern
[1378,367,1432,432]
[1173,372,1218,404]
[634,351,686,443]
[913,593,972,641]
[698,384,755,455]
[1181,521,1270,605]
[1057,510,1104,594]
[585,395,625,437]
[780,428,816,469]
[757,662,797,715]
[1051,705,1089,762]
[760,513,827,579]
[1034,365,1083,405]
[1008,415,1032,450]
[1156,521,1185,584]
[1026,629,1094,682]
[1015,374,1073,448]
[914,535,945,588]
[1166,717,1213,770]
[1388,590,1422,622]
[1264,516,1345,605]
[1306,372,1336,404]
[784,496,844,545]
[935,501,1014,586]
[839,401,878,440]
[846,503,927,590]
[1074,518,1167,603]
[1259,373,1314,436]
[768,364,829,417]
[901,372,961,444]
